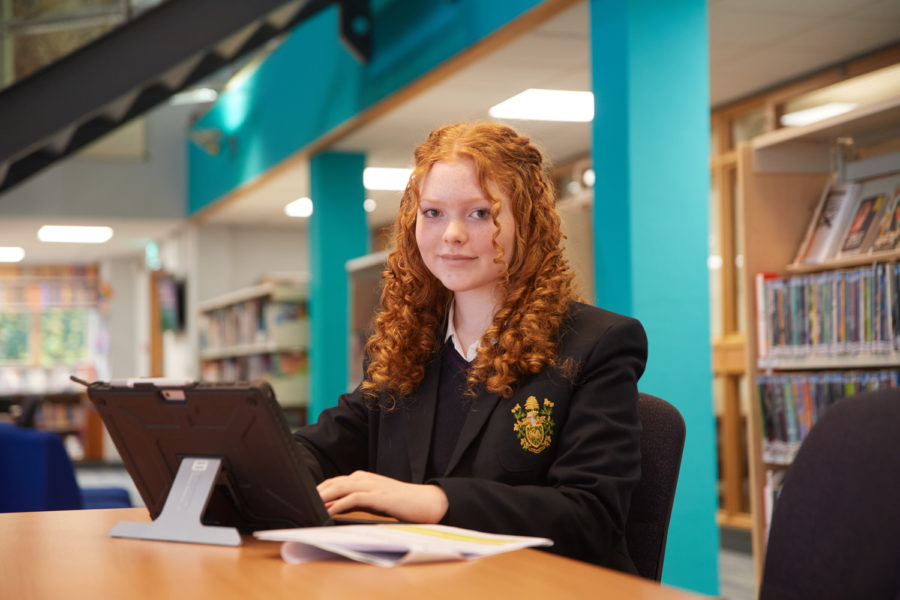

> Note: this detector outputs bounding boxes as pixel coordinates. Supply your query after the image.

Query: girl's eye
[421,208,440,218]
[472,209,491,219]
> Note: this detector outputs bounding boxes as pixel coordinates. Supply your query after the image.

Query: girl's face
[415,158,516,300]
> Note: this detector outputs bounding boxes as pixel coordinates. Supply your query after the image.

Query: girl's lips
[439,254,475,261]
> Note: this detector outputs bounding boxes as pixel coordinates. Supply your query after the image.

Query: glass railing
[0,0,167,92]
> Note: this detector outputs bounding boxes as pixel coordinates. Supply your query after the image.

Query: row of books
[755,264,900,358]
[756,370,898,465]
[793,174,900,266]
[0,265,96,279]
[0,279,97,309]
[35,400,86,433]
[199,350,308,382]
[199,300,308,350]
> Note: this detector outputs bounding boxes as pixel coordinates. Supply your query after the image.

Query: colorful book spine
[756,263,900,359]
[756,369,900,464]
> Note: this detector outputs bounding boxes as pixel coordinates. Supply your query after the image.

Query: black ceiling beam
[338,0,373,64]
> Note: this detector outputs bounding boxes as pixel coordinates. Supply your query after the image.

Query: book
[755,272,778,360]
[793,181,859,265]
[255,523,553,567]
[756,369,900,468]
[755,264,900,359]
[870,184,900,253]
[836,190,887,258]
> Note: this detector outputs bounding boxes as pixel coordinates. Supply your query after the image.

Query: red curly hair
[361,122,578,407]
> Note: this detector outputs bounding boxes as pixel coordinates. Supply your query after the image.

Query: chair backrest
[760,388,900,599]
[626,393,686,581]
[0,423,83,512]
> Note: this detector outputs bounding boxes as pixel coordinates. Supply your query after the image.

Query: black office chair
[626,392,686,581]
[760,388,900,599]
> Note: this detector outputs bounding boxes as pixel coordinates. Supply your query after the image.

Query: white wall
[194,224,309,301]
[0,104,196,219]
[98,255,150,462]
[98,256,147,380]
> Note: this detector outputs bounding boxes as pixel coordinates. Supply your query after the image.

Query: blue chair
[0,423,131,512]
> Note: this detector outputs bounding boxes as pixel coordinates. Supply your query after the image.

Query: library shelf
[738,92,900,581]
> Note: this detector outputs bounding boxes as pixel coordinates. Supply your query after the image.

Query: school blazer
[294,301,647,572]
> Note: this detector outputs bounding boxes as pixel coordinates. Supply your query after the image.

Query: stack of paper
[254,524,553,567]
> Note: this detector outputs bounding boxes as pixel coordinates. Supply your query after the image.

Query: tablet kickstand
[110,457,241,546]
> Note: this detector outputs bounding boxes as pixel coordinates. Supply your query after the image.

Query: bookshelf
[345,250,390,391]
[0,265,104,460]
[197,280,310,425]
[739,96,900,580]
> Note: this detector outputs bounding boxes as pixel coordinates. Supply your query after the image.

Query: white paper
[254,524,553,567]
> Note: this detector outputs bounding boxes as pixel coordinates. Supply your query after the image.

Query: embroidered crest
[511,396,555,454]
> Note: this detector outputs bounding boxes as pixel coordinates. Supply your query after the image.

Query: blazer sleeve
[292,386,373,482]
[432,314,647,568]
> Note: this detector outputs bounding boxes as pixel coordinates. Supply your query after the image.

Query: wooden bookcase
[345,250,390,392]
[197,280,310,426]
[737,94,900,581]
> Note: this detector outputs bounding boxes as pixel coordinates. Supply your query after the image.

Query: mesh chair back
[626,393,686,581]
[760,388,900,599]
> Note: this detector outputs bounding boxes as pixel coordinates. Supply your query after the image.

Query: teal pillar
[309,152,368,423]
[591,0,717,595]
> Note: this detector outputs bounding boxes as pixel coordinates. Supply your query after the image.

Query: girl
[295,122,647,572]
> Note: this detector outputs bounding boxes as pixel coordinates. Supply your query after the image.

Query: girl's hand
[317,471,449,524]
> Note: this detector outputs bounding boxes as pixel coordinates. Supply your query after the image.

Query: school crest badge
[511,396,555,454]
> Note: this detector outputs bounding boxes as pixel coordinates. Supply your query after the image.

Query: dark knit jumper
[425,339,471,480]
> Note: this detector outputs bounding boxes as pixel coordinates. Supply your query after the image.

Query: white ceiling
[5,0,900,263]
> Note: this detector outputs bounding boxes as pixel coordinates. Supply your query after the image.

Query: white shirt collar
[445,301,480,362]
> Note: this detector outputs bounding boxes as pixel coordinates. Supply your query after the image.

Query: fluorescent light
[38,225,113,244]
[780,102,857,127]
[0,247,25,262]
[363,198,377,213]
[363,167,412,191]
[285,197,313,218]
[170,87,218,105]
[489,89,594,122]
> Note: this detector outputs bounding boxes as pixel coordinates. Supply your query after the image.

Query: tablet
[79,377,333,545]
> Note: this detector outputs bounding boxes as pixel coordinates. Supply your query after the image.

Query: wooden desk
[0,508,708,599]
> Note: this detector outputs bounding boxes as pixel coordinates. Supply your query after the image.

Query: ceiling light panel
[489,89,594,122]
[37,225,114,244]
[363,167,412,191]
[780,102,857,127]
[284,197,313,218]
[0,247,25,262]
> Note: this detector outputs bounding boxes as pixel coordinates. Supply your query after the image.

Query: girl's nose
[443,219,466,245]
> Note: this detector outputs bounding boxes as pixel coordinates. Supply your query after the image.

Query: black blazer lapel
[404,354,441,483]
[443,390,501,476]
